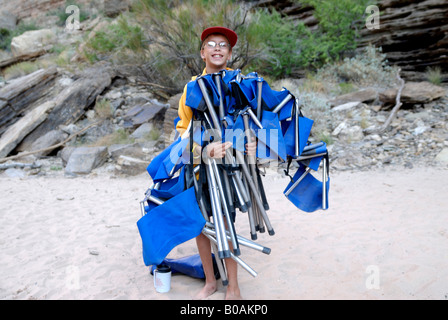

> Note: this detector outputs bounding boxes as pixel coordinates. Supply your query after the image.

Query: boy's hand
[206,141,232,159]
[245,137,257,157]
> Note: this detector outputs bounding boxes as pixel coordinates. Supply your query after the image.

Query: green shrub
[425,66,442,85]
[130,0,378,83]
[338,82,355,95]
[242,8,308,78]
[89,128,135,147]
[246,0,377,76]
[3,56,60,80]
[3,61,41,79]
[94,98,113,119]
[0,28,11,51]
[132,0,318,86]
[294,0,375,69]
[315,45,398,91]
[132,0,252,85]
[83,14,145,63]
[144,128,161,141]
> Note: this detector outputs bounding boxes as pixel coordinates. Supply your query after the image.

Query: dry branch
[379,69,405,133]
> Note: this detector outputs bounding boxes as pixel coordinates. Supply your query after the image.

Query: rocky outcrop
[0,67,58,136]
[253,0,448,81]
[379,81,446,105]
[17,64,115,152]
[358,0,448,79]
[254,0,316,25]
[0,0,64,21]
[0,100,55,158]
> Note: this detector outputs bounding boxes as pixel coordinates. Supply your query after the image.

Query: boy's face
[200,34,232,71]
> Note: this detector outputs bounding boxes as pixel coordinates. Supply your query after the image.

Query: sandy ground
[1,164,447,300]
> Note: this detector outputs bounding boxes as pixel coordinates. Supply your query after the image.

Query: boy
[176,27,256,300]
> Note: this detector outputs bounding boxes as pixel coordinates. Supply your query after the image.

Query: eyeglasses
[204,41,230,49]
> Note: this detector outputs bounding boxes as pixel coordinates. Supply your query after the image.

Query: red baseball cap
[201,26,238,48]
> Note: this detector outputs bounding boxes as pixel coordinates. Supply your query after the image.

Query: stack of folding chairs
[137,69,330,282]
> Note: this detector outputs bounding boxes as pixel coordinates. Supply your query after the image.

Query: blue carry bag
[137,187,206,266]
[284,164,330,213]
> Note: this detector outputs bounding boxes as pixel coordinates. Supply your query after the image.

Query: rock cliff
[253,0,448,81]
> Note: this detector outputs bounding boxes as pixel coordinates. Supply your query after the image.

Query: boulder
[108,143,145,160]
[29,129,68,157]
[10,29,56,57]
[331,101,362,112]
[131,122,154,140]
[380,81,446,105]
[332,122,364,143]
[330,88,378,107]
[3,168,26,178]
[59,146,76,166]
[64,146,108,175]
[77,119,115,145]
[115,155,148,176]
[0,101,55,158]
[59,123,81,135]
[0,67,58,136]
[122,100,168,128]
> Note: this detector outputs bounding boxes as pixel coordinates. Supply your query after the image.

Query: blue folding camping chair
[136,68,329,285]
[224,75,330,213]
[137,187,206,266]
[281,99,330,212]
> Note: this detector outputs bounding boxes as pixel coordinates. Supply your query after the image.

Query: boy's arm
[176,85,193,138]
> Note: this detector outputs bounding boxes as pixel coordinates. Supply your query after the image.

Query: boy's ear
[200,49,206,61]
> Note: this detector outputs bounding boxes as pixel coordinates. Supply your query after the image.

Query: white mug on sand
[153,264,171,293]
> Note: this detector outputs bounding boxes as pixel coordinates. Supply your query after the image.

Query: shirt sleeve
[175,83,193,138]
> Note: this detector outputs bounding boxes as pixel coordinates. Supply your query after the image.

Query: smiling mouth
[212,54,223,58]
